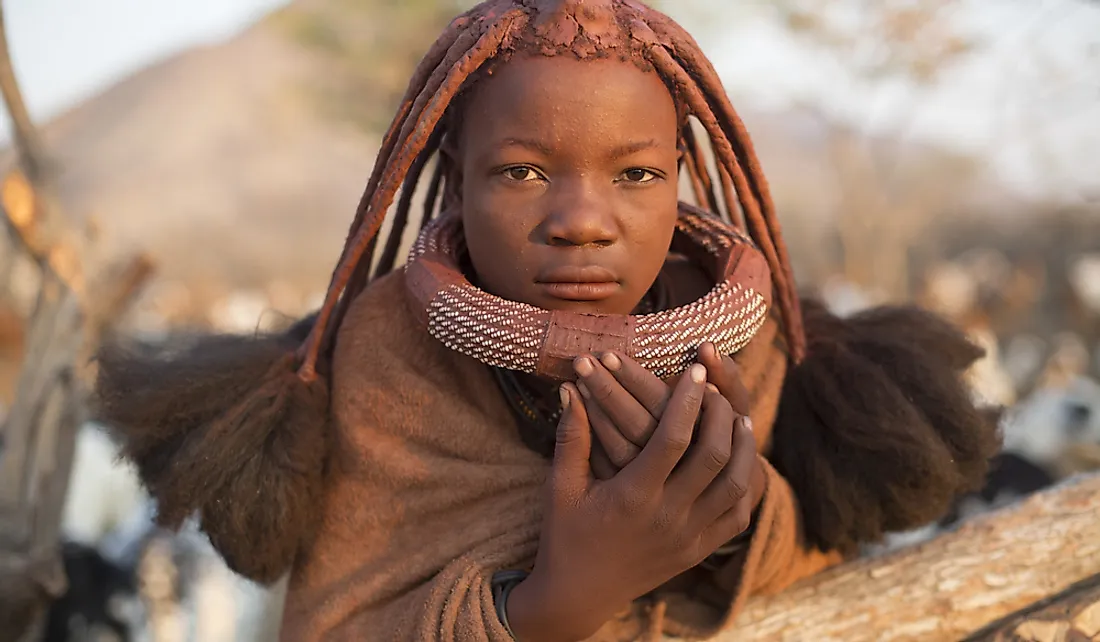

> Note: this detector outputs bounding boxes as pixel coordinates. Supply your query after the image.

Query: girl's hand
[576,342,753,478]
[507,369,757,642]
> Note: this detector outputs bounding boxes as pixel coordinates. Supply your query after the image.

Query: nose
[540,178,618,248]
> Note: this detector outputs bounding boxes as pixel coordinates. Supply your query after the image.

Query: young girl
[95,1,1000,640]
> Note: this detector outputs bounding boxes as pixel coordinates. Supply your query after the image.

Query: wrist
[505,568,617,642]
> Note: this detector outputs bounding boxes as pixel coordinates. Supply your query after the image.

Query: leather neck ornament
[403,203,772,382]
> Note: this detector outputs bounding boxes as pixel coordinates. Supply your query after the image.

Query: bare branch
[0,9,47,182]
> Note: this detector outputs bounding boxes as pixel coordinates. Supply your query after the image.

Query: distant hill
[39,24,375,318]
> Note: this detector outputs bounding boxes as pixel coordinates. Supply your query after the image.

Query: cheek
[623,185,680,248]
[461,178,541,284]
[462,175,542,241]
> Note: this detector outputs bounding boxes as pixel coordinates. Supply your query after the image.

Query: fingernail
[559,385,570,408]
[574,356,595,377]
[702,342,715,359]
[706,383,719,394]
[577,381,591,399]
[742,416,754,433]
[690,364,707,383]
[600,352,622,372]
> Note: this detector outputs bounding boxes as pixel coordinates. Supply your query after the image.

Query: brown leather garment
[280,270,841,641]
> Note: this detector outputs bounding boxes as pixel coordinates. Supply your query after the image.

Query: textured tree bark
[715,473,1100,642]
[964,574,1100,642]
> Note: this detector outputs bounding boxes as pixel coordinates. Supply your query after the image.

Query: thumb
[552,383,594,495]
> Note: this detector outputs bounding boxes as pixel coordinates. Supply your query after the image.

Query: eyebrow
[497,137,555,156]
[494,137,665,160]
[606,139,662,160]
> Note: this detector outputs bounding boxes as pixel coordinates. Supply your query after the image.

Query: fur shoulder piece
[93,313,328,584]
[768,300,1002,555]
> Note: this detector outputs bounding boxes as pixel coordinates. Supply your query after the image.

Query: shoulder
[329,270,530,461]
[331,269,461,400]
[334,270,421,364]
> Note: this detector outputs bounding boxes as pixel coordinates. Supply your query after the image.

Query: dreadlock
[94,0,999,583]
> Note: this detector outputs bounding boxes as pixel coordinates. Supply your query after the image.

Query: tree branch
[0,5,154,640]
[0,9,46,183]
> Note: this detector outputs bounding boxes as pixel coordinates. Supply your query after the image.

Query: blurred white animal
[1003,375,1100,469]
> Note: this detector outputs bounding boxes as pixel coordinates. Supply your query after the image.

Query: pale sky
[2,0,1098,203]
[689,0,1100,203]
[2,0,285,122]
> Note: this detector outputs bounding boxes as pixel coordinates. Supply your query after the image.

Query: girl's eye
[503,166,542,182]
[621,168,658,183]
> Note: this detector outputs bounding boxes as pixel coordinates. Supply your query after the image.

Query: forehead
[460,55,679,147]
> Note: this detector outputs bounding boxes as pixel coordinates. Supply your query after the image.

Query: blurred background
[0,1,1097,640]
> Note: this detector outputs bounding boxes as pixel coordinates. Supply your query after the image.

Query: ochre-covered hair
[95,0,999,583]
[301,0,806,383]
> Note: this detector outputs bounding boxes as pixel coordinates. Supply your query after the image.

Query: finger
[599,352,671,421]
[698,343,750,416]
[693,416,758,527]
[575,355,657,447]
[579,386,641,469]
[665,386,734,506]
[625,364,707,490]
[589,437,619,481]
[551,384,594,499]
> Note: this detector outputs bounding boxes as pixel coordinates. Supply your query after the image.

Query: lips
[535,265,620,301]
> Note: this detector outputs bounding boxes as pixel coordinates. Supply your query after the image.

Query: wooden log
[717,473,1100,642]
[964,574,1100,641]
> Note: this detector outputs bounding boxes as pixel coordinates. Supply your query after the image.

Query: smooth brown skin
[457,55,680,317]
[456,56,765,641]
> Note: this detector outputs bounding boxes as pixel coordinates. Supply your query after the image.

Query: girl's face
[456,55,681,316]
